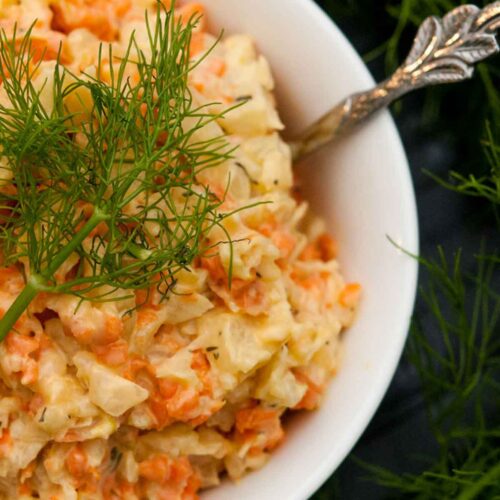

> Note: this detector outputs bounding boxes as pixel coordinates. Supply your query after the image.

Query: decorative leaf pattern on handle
[290,2,499,161]
[442,4,479,40]
[397,3,500,88]
[474,2,500,33]
[404,17,443,69]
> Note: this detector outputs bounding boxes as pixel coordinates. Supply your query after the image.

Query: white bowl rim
[202,1,420,498]
[294,1,419,496]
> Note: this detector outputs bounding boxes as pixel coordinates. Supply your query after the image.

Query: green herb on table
[363,242,499,499]
[426,121,500,208]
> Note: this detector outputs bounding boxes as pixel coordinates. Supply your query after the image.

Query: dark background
[310,1,499,498]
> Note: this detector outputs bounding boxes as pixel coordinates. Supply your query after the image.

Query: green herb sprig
[361,243,500,499]
[0,2,240,340]
[425,121,500,209]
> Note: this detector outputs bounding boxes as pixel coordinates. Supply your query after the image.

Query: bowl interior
[203,1,419,499]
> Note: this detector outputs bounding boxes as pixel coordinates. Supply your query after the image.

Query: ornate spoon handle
[290,2,500,161]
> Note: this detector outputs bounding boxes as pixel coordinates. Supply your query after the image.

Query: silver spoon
[290,2,500,161]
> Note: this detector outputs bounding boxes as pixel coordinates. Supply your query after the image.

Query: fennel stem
[0,208,109,341]
[457,462,500,500]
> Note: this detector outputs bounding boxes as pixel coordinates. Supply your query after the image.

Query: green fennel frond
[0,2,245,340]
[364,247,500,499]
[424,121,500,206]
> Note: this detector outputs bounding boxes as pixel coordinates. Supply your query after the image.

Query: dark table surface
[310,2,500,498]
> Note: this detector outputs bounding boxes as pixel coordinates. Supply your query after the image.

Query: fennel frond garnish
[0,3,238,340]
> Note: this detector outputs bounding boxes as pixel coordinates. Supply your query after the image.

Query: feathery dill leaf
[361,247,500,499]
[424,121,500,208]
[0,2,244,340]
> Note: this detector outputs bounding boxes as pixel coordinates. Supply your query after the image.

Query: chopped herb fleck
[39,407,47,423]
[235,162,258,185]
[235,95,252,102]
[206,346,218,352]
[109,447,123,471]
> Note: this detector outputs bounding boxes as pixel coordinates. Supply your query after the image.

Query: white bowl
[203,1,419,499]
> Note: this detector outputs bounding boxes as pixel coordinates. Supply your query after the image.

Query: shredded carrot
[338,282,362,308]
[300,233,337,262]
[20,461,37,484]
[258,220,276,238]
[123,353,212,429]
[0,265,23,288]
[101,315,124,345]
[88,221,108,238]
[137,308,159,329]
[207,58,226,77]
[64,444,99,492]
[66,444,89,480]
[18,483,31,496]
[290,269,324,290]
[135,288,151,306]
[189,350,224,424]
[103,474,137,500]
[5,330,41,384]
[156,378,179,399]
[184,470,201,500]
[299,242,321,261]
[166,385,200,418]
[138,454,200,498]
[176,3,206,32]
[139,454,171,483]
[149,394,174,429]
[233,279,268,314]
[191,351,211,383]
[200,254,226,282]
[258,218,296,260]
[293,371,324,411]
[235,406,284,451]
[193,81,205,93]
[189,31,206,57]
[203,256,268,315]
[51,0,132,41]
[154,373,217,428]
[122,356,156,381]
[5,332,39,356]
[93,339,129,366]
[14,32,68,63]
[272,230,297,260]
[28,394,45,417]
[59,429,83,443]
[20,361,39,385]
[170,456,197,487]
[317,234,338,261]
[0,429,11,457]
